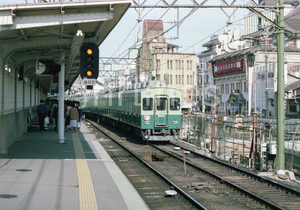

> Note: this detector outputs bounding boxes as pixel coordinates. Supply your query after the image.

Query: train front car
[141,87,181,142]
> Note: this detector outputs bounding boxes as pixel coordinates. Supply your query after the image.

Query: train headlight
[144,115,150,121]
[143,130,151,140]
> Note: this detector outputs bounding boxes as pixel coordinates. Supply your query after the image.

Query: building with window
[210,52,249,115]
[138,20,197,110]
[202,1,300,117]
[197,30,244,112]
[208,44,300,116]
[118,61,136,87]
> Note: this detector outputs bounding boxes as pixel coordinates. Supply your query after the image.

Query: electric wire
[111,6,199,65]
[103,2,300,76]
[106,0,163,64]
[114,6,172,60]
[108,7,242,65]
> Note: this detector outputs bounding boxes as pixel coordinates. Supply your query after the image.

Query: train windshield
[170,98,180,111]
[156,98,167,111]
[143,98,153,110]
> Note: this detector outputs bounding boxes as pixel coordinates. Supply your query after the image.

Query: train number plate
[158,115,165,117]
[145,121,150,125]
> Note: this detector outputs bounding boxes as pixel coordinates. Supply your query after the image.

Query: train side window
[143,98,153,110]
[170,98,180,111]
[156,98,167,111]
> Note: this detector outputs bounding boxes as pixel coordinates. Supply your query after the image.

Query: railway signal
[80,42,99,79]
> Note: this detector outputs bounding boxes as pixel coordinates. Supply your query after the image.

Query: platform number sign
[80,42,99,79]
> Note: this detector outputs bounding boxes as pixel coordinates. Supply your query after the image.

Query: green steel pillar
[276,0,285,176]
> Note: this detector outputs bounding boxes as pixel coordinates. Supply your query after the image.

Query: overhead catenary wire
[106,0,163,63]
[109,7,242,65]
[135,5,297,70]
[104,4,300,73]
[112,7,173,62]
[107,7,199,68]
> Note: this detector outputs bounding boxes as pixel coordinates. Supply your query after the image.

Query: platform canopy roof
[0,0,131,92]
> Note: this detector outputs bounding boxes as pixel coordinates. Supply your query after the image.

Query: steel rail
[151,144,284,210]
[85,119,207,210]
[170,142,300,197]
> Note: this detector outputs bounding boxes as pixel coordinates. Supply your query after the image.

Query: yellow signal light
[87,70,93,77]
[87,49,93,55]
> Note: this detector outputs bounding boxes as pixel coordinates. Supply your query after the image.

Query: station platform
[0,122,149,210]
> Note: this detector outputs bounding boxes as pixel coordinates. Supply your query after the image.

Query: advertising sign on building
[214,59,243,75]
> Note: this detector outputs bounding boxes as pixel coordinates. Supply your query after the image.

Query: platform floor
[0,122,149,210]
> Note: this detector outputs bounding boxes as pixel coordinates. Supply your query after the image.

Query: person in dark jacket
[36,99,48,131]
[65,101,71,131]
[51,100,58,130]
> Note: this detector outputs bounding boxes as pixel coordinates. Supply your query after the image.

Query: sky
[0,0,251,66]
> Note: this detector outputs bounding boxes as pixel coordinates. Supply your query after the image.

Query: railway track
[152,143,300,209]
[84,119,205,210]
[84,118,300,210]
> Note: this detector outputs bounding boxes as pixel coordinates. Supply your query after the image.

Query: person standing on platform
[69,103,79,133]
[65,101,71,131]
[51,99,58,131]
[76,101,83,128]
[36,99,48,131]
[45,99,52,123]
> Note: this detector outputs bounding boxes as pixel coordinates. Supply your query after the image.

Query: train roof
[98,80,179,94]
[69,80,180,98]
[110,80,167,93]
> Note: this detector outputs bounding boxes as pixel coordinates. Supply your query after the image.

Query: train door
[154,96,168,127]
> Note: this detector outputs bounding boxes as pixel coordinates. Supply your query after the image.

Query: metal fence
[181,113,300,175]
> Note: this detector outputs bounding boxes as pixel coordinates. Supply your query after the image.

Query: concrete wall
[0,110,27,154]
[0,53,46,154]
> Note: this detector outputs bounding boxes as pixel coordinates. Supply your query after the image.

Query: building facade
[197,30,245,112]
[208,43,300,116]
[118,61,136,87]
[202,1,300,117]
[139,20,197,110]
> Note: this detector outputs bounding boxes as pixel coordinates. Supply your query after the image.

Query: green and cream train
[79,81,182,142]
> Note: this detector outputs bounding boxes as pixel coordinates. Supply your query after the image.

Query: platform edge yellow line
[72,132,98,210]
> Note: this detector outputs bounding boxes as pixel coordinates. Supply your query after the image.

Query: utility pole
[276,0,286,177]
[202,61,205,113]
[262,27,270,118]
[149,49,152,81]
[137,49,140,83]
